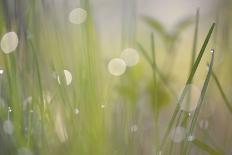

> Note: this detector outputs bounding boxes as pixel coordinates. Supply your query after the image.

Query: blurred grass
[0,0,232,155]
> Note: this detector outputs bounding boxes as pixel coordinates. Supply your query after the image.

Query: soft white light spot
[74,108,79,115]
[18,148,33,155]
[187,135,195,141]
[170,127,186,143]
[101,104,105,109]
[199,120,209,129]
[210,49,214,53]
[8,107,12,112]
[3,120,14,135]
[0,69,4,75]
[120,48,140,67]
[130,124,138,132]
[57,70,72,86]
[1,32,19,54]
[179,84,200,112]
[69,8,87,24]
[108,58,126,76]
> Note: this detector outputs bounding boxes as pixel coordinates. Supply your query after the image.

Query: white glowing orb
[0,69,4,75]
[170,127,187,143]
[120,48,140,67]
[1,32,19,54]
[179,84,200,112]
[18,148,34,155]
[57,70,72,86]
[74,108,79,115]
[3,120,14,135]
[187,135,195,142]
[101,104,105,109]
[69,8,87,24]
[108,58,126,76]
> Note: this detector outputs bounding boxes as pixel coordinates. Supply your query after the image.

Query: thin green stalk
[137,42,177,97]
[159,23,215,151]
[190,9,199,71]
[183,49,215,154]
[192,139,224,155]
[150,33,159,149]
[211,71,232,114]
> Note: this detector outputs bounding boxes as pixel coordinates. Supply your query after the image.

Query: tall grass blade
[211,71,232,114]
[159,23,215,151]
[137,42,177,97]
[192,139,224,155]
[183,49,215,154]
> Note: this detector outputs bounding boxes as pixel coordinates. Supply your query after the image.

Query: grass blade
[183,49,215,154]
[137,42,177,97]
[192,139,224,155]
[211,70,232,114]
[159,23,215,151]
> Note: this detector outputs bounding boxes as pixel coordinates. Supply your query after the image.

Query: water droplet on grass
[170,127,186,143]
[3,120,14,135]
[1,32,19,54]
[69,8,87,24]
[120,48,140,67]
[108,58,126,76]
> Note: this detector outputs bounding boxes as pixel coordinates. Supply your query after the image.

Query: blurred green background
[0,0,232,155]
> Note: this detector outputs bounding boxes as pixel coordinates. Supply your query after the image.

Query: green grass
[0,1,232,155]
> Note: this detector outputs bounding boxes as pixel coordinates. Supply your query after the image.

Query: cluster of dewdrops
[108,48,140,76]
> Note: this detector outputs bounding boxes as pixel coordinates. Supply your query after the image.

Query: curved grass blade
[159,23,215,151]
[211,70,232,114]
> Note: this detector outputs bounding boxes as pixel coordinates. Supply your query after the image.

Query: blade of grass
[211,70,232,114]
[159,23,215,151]
[183,49,215,154]
[192,139,224,155]
[150,32,160,149]
[137,42,177,97]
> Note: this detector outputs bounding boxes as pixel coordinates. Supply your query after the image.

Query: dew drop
[120,48,140,67]
[69,8,87,24]
[108,58,126,76]
[170,127,187,143]
[1,32,19,54]
[3,120,14,135]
